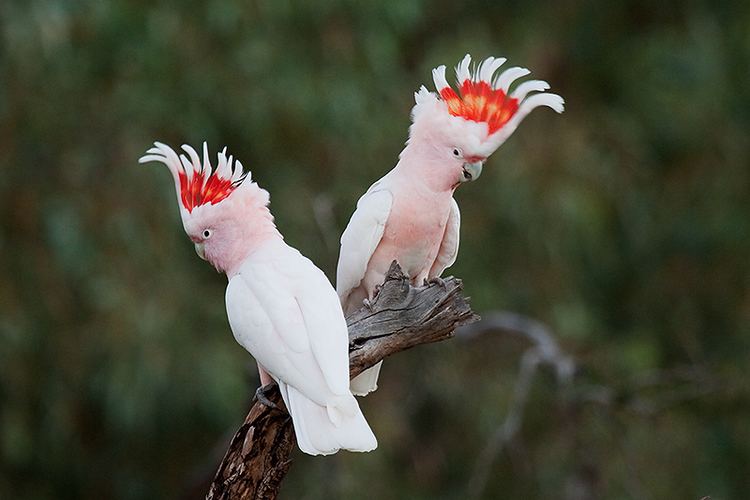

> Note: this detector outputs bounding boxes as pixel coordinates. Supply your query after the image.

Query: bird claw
[362,297,374,311]
[254,384,278,409]
[428,276,447,289]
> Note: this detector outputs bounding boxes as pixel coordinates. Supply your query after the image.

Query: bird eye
[202,229,212,239]
[452,148,462,158]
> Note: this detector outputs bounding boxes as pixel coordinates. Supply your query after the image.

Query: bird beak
[194,242,206,260]
[460,161,483,182]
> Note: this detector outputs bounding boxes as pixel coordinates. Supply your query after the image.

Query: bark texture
[206,262,479,500]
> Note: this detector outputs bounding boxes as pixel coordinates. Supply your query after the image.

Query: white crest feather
[479,57,506,83]
[432,65,449,91]
[418,54,565,157]
[511,79,550,101]
[455,54,472,84]
[139,141,251,212]
[493,66,531,92]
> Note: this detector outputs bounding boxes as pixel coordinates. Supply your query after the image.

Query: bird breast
[373,192,453,280]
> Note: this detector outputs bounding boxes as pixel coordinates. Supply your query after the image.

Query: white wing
[227,246,350,400]
[336,183,393,304]
[429,198,460,278]
[284,251,352,396]
[226,242,377,455]
[226,271,310,393]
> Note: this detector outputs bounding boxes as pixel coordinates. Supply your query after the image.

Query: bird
[336,54,564,396]
[139,142,377,456]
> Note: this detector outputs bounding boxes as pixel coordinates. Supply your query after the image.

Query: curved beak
[194,242,206,260]
[460,161,484,182]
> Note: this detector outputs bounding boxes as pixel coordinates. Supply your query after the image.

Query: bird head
[407,54,564,187]
[139,142,277,275]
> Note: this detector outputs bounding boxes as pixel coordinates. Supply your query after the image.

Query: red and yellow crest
[140,142,247,213]
[430,55,563,138]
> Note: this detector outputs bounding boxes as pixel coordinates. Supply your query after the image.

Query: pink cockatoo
[337,54,564,395]
[139,142,377,455]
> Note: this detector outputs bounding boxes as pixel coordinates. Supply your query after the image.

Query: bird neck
[396,142,457,194]
[218,205,282,278]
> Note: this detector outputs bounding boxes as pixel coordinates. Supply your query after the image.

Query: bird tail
[279,383,377,456]
[349,361,383,396]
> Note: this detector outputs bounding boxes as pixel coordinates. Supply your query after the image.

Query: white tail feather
[280,383,377,456]
[349,361,382,397]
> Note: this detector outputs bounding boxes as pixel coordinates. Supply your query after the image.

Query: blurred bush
[1,0,749,498]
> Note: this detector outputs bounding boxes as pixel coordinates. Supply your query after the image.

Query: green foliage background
[1,1,749,498]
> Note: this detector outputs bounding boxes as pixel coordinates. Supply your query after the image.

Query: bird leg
[255,364,278,409]
[258,364,274,386]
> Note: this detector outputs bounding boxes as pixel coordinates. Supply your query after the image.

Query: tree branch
[206,262,479,500]
[457,312,575,500]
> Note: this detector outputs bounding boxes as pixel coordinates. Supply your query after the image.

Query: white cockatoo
[140,142,377,455]
[337,54,564,395]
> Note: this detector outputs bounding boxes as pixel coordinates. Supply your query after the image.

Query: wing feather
[293,261,351,396]
[243,264,310,353]
[336,186,393,303]
[228,245,352,400]
[429,198,461,277]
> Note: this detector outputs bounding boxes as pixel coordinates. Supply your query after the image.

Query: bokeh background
[2,1,749,498]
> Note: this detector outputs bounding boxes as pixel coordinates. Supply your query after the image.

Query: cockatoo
[337,54,564,395]
[139,142,377,456]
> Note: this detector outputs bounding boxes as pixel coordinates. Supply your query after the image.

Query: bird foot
[254,383,278,409]
[428,276,447,289]
[362,297,374,311]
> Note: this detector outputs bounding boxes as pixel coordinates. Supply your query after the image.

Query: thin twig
[459,312,574,499]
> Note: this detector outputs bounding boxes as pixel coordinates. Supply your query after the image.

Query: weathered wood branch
[206,262,479,500]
